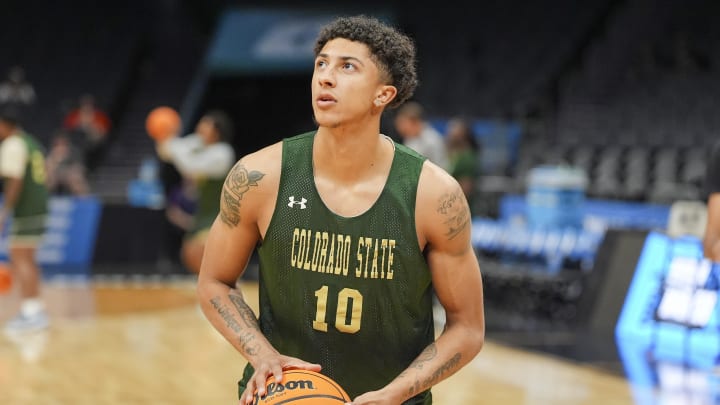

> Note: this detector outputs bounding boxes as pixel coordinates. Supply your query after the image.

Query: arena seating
[524,0,720,204]
[405,0,615,117]
[0,1,145,145]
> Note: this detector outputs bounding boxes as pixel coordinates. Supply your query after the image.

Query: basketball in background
[145,106,181,142]
[0,263,12,294]
[253,370,350,404]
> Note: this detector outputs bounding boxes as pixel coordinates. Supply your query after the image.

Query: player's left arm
[351,163,484,405]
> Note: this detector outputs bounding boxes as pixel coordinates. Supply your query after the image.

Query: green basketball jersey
[12,133,48,220]
[240,132,434,404]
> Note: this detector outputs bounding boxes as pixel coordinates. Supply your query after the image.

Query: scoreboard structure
[616,231,720,403]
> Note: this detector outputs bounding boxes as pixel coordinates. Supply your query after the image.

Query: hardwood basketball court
[0,279,641,404]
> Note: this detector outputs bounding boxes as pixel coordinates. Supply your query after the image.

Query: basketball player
[197,16,485,404]
[156,111,235,273]
[0,111,49,333]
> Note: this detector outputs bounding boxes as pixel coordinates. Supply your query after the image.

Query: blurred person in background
[45,133,90,196]
[0,111,49,333]
[63,94,111,168]
[703,142,720,261]
[0,66,36,109]
[394,101,449,170]
[445,118,480,214]
[156,111,235,274]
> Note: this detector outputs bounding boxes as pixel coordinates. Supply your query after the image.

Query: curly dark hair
[314,15,418,109]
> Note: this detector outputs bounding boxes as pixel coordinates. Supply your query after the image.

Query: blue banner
[0,196,102,273]
[207,9,393,75]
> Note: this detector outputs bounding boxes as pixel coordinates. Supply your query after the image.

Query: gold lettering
[370,239,379,279]
[291,229,391,280]
[303,229,312,270]
[329,234,338,274]
[297,229,307,269]
[341,235,351,276]
[355,238,364,278]
[311,231,322,272]
[290,228,299,267]
[363,237,373,278]
[320,232,330,273]
[380,239,388,278]
[387,239,395,279]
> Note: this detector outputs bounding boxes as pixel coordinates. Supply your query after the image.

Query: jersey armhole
[257,141,288,246]
[411,156,430,258]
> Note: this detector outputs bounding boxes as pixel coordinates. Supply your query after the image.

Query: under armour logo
[288,196,307,209]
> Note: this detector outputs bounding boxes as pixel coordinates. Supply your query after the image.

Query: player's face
[312,38,392,128]
[196,118,218,145]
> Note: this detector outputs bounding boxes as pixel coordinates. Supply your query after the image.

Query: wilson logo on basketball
[253,380,315,404]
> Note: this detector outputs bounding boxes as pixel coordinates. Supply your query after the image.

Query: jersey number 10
[313,285,363,334]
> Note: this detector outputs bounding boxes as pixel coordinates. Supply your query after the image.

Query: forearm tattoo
[210,295,260,356]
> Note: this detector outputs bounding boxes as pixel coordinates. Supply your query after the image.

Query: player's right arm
[704,142,720,261]
[196,144,320,404]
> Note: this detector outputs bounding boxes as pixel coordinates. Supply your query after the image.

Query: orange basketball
[145,106,180,142]
[0,263,12,294]
[253,370,351,405]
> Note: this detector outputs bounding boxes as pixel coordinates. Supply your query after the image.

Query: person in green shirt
[0,111,50,333]
[196,16,485,405]
[445,118,480,214]
[156,111,235,273]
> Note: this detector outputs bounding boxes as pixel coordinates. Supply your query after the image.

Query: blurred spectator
[45,133,90,196]
[445,118,480,211]
[155,110,235,274]
[394,101,449,170]
[0,66,36,108]
[63,94,111,167]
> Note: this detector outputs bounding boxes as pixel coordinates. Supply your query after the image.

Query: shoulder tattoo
[436,189,470,240]
[220,162,265,227]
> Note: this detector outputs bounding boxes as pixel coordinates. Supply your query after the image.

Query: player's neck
[314,124,392,183]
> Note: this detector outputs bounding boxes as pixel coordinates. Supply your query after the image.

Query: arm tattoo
[437,190,470,240]
[210,296,242,334]
[409,343,437,370]
[210,295,261,356]
[421,352,462,389]
[407,379,421,397]
[399,343,437,378]
[229,291,260,331]
[219,162,265,227]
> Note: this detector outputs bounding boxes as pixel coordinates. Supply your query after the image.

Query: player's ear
[373,85,397,109]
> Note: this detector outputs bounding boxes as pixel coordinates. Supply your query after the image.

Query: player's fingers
[255,370,270,397]
[241,381,255,404]
[284,358,322,372]
[301,362,322,372]
[271,364,283,384]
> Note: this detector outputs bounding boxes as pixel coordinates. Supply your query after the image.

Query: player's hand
[347,389,402,405]
[155,140,172,162]
[240,354,321,404]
